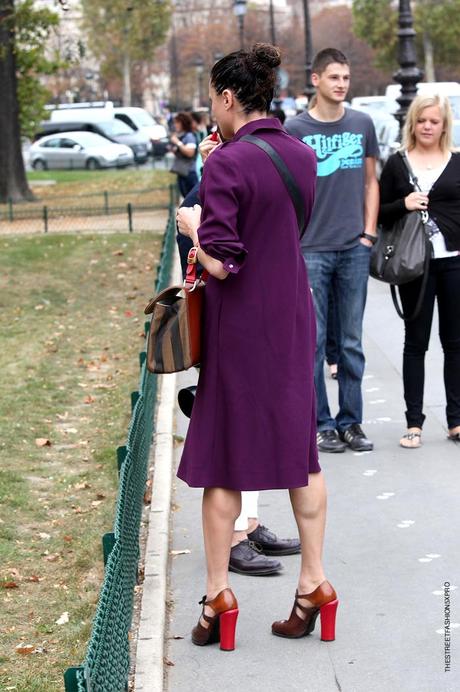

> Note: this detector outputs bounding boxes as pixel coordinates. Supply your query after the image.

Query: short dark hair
[174,112,194,132]
[211,43,281,114]
[312,48,349,76]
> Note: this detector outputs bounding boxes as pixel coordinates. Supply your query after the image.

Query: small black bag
[370,152,431,321]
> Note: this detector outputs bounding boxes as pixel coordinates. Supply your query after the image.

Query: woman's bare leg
[289,472,327,596]
[202,487,241,601]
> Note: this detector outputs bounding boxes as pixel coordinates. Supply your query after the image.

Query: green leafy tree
[353,0,460,79]
[15,0,60,139]
[0,0,61,202]
[81,0,171,105]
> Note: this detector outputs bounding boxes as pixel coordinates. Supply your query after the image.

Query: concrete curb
[134,371,176,691]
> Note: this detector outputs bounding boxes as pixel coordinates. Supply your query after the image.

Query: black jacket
[379,151,460,252]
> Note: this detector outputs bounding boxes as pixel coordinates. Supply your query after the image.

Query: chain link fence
[0,187,175,235]
[63,199,177,691]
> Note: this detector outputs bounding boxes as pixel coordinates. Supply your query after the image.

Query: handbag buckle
[187,246,199,264]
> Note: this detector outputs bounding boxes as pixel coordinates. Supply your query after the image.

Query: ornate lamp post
[301,0,315,100]
[233,0,247,50]
[393,0,423,132]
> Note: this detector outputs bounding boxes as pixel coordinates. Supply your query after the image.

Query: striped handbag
[144,248,207,373]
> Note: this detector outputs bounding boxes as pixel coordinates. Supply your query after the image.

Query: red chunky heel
[272,580,338,641]
[319,598,338,641]
[219,608,239,650]
[191,588,238,650]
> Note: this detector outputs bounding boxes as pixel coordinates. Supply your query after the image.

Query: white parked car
[29,131,134,170]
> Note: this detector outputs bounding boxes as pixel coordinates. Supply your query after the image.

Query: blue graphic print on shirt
[302,132,364,177]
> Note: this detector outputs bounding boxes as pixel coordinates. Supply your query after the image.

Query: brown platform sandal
[191,588,239,651]
[272,580,338,642]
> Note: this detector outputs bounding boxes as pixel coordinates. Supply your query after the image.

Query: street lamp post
[233,0,247,51]
[301,0,315,100]
[393,0,423,132]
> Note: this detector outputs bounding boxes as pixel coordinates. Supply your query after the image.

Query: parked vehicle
[113,107,169,157]
[351,95,398,117]
[29,131,134,170]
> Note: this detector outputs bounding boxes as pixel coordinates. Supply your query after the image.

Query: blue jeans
[304,243,371,432]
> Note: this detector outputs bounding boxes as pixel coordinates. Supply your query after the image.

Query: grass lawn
[27,168,172,197]
[0,231,162,691]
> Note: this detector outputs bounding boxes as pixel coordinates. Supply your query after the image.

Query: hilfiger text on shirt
[302,131,364,177]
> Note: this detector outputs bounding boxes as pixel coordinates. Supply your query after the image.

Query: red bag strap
[185,246,209,286]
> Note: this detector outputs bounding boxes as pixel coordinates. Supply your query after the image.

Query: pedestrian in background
[176,43,338,651]
[169,112,198,197]
[379,93,460,448]
[285,48,379,453]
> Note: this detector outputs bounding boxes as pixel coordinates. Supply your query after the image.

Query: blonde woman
[379,94,460,448]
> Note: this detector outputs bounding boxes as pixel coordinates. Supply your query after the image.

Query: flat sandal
[400,431,422,449]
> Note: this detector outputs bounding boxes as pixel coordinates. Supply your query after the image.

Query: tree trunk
[122,52,131,106]
[0,0,33,202]
[423,32,436,83]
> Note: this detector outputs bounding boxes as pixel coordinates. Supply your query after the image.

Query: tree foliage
[14,0,60,139]
[353,0,460,73]
[81,0,171,82]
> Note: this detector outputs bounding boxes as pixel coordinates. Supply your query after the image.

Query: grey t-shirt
[285,108,379,252]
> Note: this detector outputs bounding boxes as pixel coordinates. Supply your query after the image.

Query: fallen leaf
[163,657,175,667]
[170,549,191,556]
[83,395,95,404]
[2,581,19,589]
[95,493,106,500]
[112,250,124,256]
[91,500,102,508]
[44,554,59,562]
[16,644,35,655]
[27,575,41,583]
[74,482,91,490]
[171,635,184,640]
[124,310,134,318]
[55,611,69,625]
[35,438,51,447]
[143,479,152,505]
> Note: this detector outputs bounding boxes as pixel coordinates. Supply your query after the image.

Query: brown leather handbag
[144,248,207,374]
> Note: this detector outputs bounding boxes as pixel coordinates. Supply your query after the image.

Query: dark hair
[270,107,286,124]
[312,48,349,76]
[174,112,194,132]
[210,43,281,114]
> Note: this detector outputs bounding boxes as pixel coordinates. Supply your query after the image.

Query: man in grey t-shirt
[285,48,379,453]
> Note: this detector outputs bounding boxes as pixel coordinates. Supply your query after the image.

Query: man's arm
[361,156,379,246]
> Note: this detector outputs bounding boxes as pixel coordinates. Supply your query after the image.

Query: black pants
[399,255,460,429]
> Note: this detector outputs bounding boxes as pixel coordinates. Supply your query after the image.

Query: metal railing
[0,187,175,234]
[63,195,177,691]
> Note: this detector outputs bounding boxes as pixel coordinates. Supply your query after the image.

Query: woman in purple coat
[176,44,338,650]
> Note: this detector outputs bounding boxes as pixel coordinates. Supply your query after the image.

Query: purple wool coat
[177,118,320,490]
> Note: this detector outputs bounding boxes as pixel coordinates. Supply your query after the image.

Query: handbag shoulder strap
[399,150,422,191]
[240,134,307,238]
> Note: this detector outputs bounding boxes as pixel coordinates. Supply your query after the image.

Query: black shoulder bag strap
[390,151,431,322]
[240,134,307,238]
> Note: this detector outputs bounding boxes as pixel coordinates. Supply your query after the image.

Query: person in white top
[379,94,460,448]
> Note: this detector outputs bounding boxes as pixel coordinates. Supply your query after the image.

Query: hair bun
[251,43,281,69]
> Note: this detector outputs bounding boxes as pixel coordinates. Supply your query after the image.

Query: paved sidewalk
[137,278,460,692]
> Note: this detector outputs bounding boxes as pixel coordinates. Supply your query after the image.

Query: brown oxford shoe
[272,580,338,642]
[191,588,239,651]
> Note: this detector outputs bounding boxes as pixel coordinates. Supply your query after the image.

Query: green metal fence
[64,191,178,692]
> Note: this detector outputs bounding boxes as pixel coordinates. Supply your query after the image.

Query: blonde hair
[402,93,454,153]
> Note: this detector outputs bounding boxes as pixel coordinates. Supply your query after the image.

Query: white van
[113,107,168,152]
[386,83,460,119]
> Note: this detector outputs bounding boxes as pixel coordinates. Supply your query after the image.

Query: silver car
[29,131,134,170]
